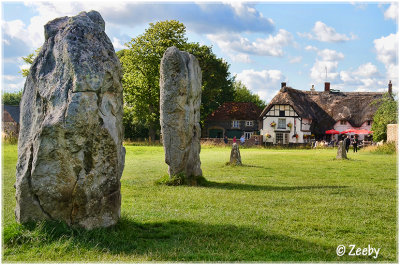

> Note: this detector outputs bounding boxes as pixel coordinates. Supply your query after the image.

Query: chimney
[281,82,286,88]
[388,80,392,95]
[324,82,330,92]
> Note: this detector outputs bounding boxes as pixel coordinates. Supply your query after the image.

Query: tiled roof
[207,102,262,121]
[3,105,20,123]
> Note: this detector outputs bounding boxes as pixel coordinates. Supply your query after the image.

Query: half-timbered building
[259,82,389,144]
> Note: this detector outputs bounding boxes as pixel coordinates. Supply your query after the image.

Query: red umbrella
[325,129,340,134]
[341,128,358,134]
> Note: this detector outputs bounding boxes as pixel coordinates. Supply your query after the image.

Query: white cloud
[317,49,345,61]
[353,62,379,77]
[2,19,31,46]
[339,62,382,89]
[299,21,356,42]
[2,2,277,62]
[310,49,344,83]
[351,2,368,10]
[289,56,302,64]
[111,37,125,50]
[305,45,318,52]
[3,75,21,81]
[235,69,284,102]
[374,32,398,65]
[384,2,398,20]
[374,32,399,84]
[2,75,26,93]
[207,29,293,61]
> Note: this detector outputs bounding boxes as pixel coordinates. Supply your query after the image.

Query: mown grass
[2,143,397,262]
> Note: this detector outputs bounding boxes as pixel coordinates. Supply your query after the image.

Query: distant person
[352,138,358,152]
[233,136,237,144]
[224,135,228,144]
[240,135,245,145]
[345,136,351,153]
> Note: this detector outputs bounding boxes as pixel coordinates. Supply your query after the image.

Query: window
[340,120,346,125]
[279,110,285,117]
[244,132,253,139]
[276,132,283,144]
[245,121,253,126]
[367,120,371,125]
[275,133,288,144]
[232,120,240,128]
[278,118,286,129]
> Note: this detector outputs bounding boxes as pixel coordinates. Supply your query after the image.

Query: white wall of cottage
[260,105,312,144]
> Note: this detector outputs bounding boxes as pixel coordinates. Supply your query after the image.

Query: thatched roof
[207,102,262,121]
[260,87,384,133]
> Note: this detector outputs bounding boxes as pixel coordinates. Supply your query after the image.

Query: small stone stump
[336,140,348,159]
[15,11,125,229]
[160,46,202,183]
[229,143,242,165]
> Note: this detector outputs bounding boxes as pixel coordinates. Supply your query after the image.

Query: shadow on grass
[2,218,380,262]
[200,181,348,192]
[224,163,270,169]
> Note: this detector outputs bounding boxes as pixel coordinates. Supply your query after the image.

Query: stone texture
[336,140,348,159]
[160,46,202,181]
[229,143,242,165]
[15,11,125,229]
[387,124,398,143]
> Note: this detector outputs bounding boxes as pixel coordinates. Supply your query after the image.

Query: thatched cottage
[259,82,390,144]
[204,102,262,139]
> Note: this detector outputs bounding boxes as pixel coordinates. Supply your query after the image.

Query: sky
[1,1,399,102]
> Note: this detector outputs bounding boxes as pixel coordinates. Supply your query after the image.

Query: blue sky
[1,1,398,102]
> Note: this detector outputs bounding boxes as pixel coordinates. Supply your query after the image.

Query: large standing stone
[15,11,125,229]
[230,143,242,165]
[160,46,202,182]
[336,140,348,159]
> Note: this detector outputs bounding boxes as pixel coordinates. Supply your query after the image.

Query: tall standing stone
[160,46,202,182]
[336,140,348,159]
[229,143,242,165]
[15,11,125,229]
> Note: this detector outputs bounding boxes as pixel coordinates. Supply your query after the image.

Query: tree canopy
[232,80,266,109]
[2,91,22,105]
[119,20,242,140]
[20,47,41,77]
[372,93,398,142]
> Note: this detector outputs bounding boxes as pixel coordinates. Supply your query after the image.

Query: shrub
[362,142,397,155]
[2,133,18,144]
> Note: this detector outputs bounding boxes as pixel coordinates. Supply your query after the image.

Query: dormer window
[340,120,346,125]
[367,120,371,125]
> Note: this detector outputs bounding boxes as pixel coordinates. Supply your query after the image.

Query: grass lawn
[2,143,397,262]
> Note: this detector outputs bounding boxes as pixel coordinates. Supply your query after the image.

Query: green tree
[119,20,235,140]
[232,80,266,109]
[120,20,187,140]
[184,43,235,124]
[2,91,22,105]
[371,93,398,142]
[20,47,41,77]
